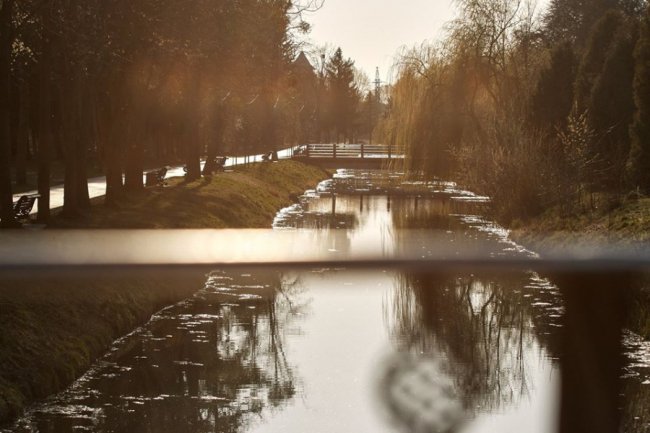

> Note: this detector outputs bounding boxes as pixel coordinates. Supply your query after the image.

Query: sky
[304,0,551,85]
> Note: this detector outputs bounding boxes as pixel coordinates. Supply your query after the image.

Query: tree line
[0,0,376,227]
[377,0,650,222]
[288,46,380,147]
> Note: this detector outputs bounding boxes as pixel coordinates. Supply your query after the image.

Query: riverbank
[51,161,329,228]
[509,197,650,250]
[509,196,650,338]
[0,160,330,425]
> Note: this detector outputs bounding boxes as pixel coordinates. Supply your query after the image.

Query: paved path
[15,147,296,215]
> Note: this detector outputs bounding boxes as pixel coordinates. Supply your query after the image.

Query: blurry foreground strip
[0,229,648,271]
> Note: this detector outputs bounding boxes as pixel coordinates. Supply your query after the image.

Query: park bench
[262,151,278,162]
[214,156,228,170]
[145,167,168,187]
[12,194,39,220]
[200,156,229,176]
[294,145,307,156]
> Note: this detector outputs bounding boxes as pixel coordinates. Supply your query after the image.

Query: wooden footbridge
[291,143,404,169]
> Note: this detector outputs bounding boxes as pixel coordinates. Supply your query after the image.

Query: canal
[6,169,649,432]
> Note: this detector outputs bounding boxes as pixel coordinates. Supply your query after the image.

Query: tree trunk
[105,140,123,204]
[15,80,28,185]
[75,80,90,210]
[202,108,225,176]
[123,93,144,192]
[124,137,144,191]
[61,80,80,217]
[184,72,202,181]
[185,117,201,181]
[37,31,52,222]
[103,89,123,206]
[0,0,19,227]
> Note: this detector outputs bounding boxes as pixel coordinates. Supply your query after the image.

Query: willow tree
[376,42,467,178]
[380,0,557,220]
[376,53,430,174]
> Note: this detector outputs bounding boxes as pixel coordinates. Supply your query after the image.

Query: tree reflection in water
[13,271,308,433]
[381,271,558,431]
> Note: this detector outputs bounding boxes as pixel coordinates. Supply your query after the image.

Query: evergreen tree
[530,41,577,133]
[574,11,627,112]
[325,48,359,142]
[587,24,638,191]
[627,7,650,192]
[544,0,644,46]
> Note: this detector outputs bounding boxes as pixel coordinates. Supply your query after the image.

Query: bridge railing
[296,143,402,159]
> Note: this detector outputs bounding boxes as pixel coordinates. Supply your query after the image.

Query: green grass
[51,161,330,229]
[1,160,330,425]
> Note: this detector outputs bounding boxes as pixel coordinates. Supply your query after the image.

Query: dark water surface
[6,170,649,432]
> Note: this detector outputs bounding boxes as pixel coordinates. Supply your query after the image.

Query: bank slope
[52,161,330,228]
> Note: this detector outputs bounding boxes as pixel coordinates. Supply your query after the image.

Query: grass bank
[0,274,205,423]
[52,161,330,228]
[1,160,330,425]
[510,197,650,250]
[508,197,650,338]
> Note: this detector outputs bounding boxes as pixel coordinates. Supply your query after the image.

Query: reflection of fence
[1,229,647,433]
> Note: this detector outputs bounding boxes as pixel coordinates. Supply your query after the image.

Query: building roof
[293,51,315,74]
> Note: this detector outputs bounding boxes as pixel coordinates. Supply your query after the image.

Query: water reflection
[393,274,544,411]
[12,272,306,433]
[275,170,563,432]
[384,272,560,429]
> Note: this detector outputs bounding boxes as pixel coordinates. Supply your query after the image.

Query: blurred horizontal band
[0,229,648,273]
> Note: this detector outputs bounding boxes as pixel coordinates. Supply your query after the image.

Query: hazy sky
[304,0,550,84]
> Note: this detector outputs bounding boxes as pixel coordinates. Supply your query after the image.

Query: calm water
[7,169,649,432]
